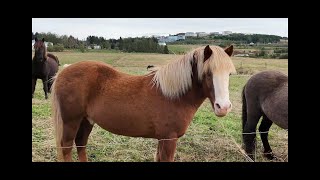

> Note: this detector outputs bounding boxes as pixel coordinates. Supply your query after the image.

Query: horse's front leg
[155,139,178,162]
[42,77,48,99]
[32,78,37,98]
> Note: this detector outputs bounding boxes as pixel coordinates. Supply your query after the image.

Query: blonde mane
[151,45,236,99]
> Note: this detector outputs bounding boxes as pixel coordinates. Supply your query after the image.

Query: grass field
[32,46,288,162]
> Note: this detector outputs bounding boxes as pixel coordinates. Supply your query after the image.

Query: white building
[87,44,101,49]
[196,32,209,37]
[44,42,53,47]
[222,31,232,35]
[167,35,178,42]
[158,42,166,46]
[210,32,220,36]
[176,33,186,40]
[93,45,101,49]
[185,32,197,37]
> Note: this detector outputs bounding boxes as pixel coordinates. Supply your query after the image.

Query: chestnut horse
[32,38,59,99]
[51,45,236,162]
[242,71,288,160]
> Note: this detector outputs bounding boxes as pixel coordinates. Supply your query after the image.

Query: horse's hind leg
[75,118,94,162]
[243,110,262,160]
[155,139,178,162]
[259,116,274,160]
[32,78,36,98]
[61,120,82,162]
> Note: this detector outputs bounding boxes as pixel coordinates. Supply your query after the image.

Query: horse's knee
[156,140,177,162]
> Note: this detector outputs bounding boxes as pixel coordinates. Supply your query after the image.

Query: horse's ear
[224,45,233,56]
[35,37,38,42]
[204,45,212,62]
[42,38,45,42]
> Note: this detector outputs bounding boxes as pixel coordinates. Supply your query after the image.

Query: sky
[32,18,288,40]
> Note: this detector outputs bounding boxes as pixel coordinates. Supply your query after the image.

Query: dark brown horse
[242,71,288,160]
[51,45,236,162]
[32,38,59,99]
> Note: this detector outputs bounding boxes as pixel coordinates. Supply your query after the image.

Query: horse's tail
[51,73,63,161]
[55,55,60,66]
[242,85,247,131]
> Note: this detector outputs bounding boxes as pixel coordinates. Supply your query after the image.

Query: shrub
[79,44,85,53]
[279,53,288,59]
[47,43,64,52]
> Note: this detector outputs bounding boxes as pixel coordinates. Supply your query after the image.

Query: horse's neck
[145,74,206,109]
[178,83,206,110]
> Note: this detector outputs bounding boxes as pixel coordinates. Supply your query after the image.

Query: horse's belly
[262,99,288,129]
[89,112,155,138]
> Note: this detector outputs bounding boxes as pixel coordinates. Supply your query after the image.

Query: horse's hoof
[45,96,48,99]
[264,152,276,160]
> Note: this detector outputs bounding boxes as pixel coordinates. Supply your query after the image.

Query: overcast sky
[32,18,288,40]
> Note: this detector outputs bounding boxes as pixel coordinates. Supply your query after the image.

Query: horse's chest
[32,64,48,77]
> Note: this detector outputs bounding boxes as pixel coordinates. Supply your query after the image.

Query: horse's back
[54,61,120,100]
[245,71,287,98]
[53,61,144,125]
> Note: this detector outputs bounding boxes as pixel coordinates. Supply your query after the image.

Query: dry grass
[32,48,288,162]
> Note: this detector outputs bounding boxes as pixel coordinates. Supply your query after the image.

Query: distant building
[185,32,197,37]
[167,35,178,42]
[280,39,288,43]
[210,32,220,36]
[93,45,101,49]
[44,42,53,47]
[87,44,101,49]
[196,32,209,37]
[176,33,185,40]
[234,54,249,57]
[158,42,166,46]
[222,31,232,35]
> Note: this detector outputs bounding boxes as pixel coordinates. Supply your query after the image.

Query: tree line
[211,33,285,44]
[170,33,287,45]
[32,32,169,54]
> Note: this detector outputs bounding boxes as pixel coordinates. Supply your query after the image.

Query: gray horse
[242,70,288,160]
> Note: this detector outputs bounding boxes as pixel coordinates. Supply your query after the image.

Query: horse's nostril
[215,103,221,109]
[229,104,232,108]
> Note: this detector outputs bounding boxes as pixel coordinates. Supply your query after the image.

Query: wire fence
[32,126,287,162]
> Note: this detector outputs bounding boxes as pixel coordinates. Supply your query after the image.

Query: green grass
[32,47,288,162]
